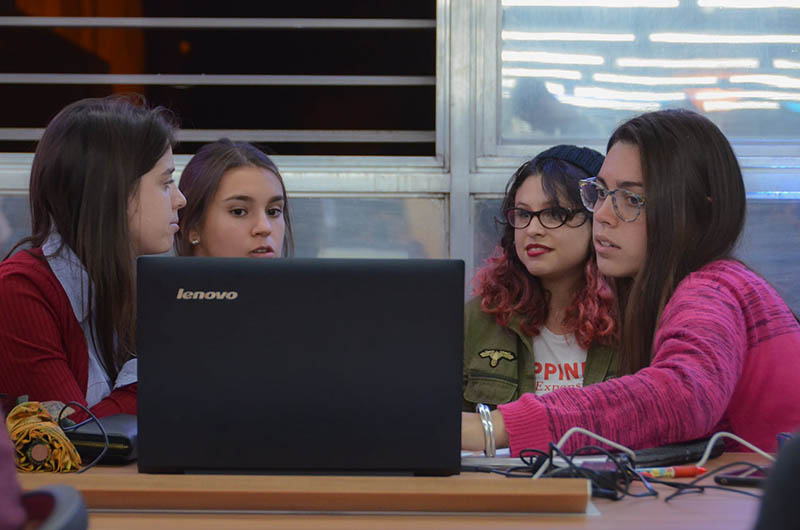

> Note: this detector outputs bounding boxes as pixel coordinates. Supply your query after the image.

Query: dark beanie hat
[533,145,604,178]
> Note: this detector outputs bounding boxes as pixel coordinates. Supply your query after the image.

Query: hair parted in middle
[175,139,294,257]
[473,146,618,349]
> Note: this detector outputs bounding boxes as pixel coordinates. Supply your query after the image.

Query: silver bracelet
[475,403,496,457]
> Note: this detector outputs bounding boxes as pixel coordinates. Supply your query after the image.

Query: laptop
[136,257,464,475]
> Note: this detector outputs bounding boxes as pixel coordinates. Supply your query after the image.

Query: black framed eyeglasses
[504,206,589,230]
[579,177,645,223]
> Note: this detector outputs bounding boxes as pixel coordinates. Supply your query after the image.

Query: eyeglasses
[504,206,589,230]
[579,178,645,223]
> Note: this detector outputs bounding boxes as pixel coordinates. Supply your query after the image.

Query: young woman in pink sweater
[0,97,186,419]
[463,109,800,454]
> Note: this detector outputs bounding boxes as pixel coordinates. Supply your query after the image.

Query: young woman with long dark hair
[0,96,186,418]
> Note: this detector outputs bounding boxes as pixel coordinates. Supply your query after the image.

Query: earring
[191,238,199,246]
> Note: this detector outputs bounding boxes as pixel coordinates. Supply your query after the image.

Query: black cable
[59,417,93,432]
[519,448,549,473]
[491,466,542,478]
[462,448,551,477]
[56,401,108,473]
[662,461,766,502]
[582,445,658,499]
[491,439,765,505]
[547,444,625,500]
[540,444,659,500]
[461,465,539,477]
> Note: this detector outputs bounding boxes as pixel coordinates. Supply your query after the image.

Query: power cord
[694,432,775,467]
[532,426,636,479]
[655,461,767,501]
[542,443,658,500]
[470,429,773,503]
[57,402,109,473]
[647,432,774,502]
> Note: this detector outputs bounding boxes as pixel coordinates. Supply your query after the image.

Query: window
[471,0,800,310]
[482,0,800,157]
[0,1,436,156]
[0,1,449,263]
[1,1,798,311]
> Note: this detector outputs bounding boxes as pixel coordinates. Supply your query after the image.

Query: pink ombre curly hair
[473,153,618,349]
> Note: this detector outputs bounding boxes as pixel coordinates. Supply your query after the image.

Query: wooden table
[18,453,770,529]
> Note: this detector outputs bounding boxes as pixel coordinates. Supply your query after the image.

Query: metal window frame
[0,13,442,157]
[0,13,450,180]
[4,3,799,271]
[0,16,436,29]
[0,5,460,266]
[469,0,800,209]
[0,74,435,86]
[474,0,800,162]
[0,128,436,144]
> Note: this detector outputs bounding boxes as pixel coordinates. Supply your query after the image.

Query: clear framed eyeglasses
[579,177,645,223]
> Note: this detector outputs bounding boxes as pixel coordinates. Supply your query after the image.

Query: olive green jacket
[462,297,618,411]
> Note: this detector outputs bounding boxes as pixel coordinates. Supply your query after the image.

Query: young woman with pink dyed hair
[462,145,618,414]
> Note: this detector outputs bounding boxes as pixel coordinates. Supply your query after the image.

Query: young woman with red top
[463,109,800,454]
[0,96,186,419]
[462,145,618,413]
[175,139,293,258]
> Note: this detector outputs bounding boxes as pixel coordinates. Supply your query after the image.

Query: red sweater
[0,248,137,418]
[499,260,800,454]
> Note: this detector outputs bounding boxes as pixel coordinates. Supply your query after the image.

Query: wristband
[475,403,496,457]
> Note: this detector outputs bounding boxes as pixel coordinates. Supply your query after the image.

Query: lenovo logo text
[176,288,239,300]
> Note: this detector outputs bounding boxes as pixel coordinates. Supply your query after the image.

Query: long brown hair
[175,139,294,257]
[609,109,746,375]
[6,96,177,379]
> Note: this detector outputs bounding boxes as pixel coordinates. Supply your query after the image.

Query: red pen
[637,465,707,479]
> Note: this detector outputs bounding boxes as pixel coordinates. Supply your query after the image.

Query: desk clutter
[6,398,135,473]
[11,416,777,522]
[64,413,137,465]
[15,452,773,527]
[462,429,776,503]
[6,400,81,472]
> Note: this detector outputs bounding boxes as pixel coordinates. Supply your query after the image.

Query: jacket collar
[506,312,533,353]
[42,232,91,323]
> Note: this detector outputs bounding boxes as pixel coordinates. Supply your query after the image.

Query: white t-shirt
[532,327,588,395]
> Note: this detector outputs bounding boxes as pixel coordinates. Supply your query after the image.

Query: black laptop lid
[136,257,464,475]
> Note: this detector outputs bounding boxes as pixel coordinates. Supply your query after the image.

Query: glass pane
[472,198,504,291]
[291,197,447,259]
[736,199,800,313]
[0,195,30,259]
[0,195,447,261]
[500,2,800,145]
[471,197,800,313]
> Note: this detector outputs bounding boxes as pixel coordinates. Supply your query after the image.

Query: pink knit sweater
[499,260,800,454]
